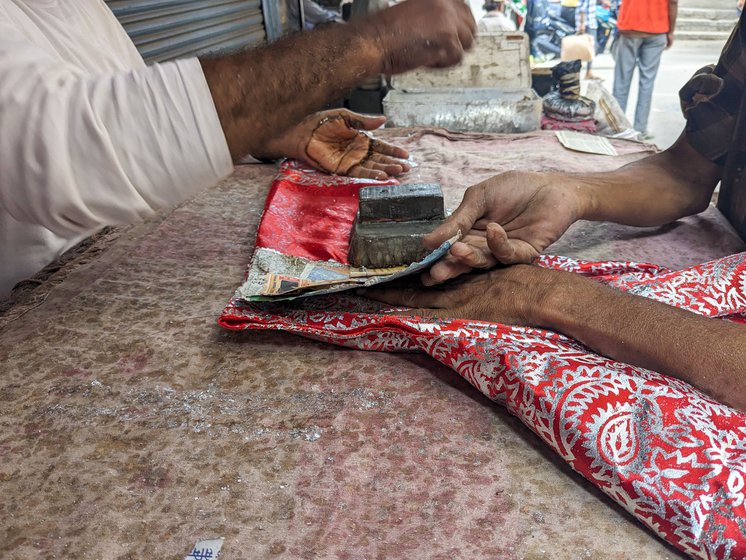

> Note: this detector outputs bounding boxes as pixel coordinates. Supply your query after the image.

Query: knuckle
[402,289,418,306]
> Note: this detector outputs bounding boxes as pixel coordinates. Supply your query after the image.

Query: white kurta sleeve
[0,28,234,238]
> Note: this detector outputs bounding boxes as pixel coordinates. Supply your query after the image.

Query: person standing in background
[576,0,599,79]
[286,0,339,31]
[478,0,518,32]
[612,0,678,140]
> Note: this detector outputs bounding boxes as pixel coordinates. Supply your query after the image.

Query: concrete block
[392,33,531,92]
[383,88,542,133]
[358,183,445,223]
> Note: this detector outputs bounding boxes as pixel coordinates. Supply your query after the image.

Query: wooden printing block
[349,183,445,268]
[348,220,443,268]
[357,183,445,223]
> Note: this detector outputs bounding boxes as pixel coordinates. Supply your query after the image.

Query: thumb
[424,185,486,250]
[340,109,387,131]
[486,223,537,264]
[358,115,387,131]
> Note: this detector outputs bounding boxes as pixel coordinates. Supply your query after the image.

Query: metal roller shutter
[106,0,282,63]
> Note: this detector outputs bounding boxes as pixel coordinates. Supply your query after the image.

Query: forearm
[537,273,746,410]
[201,0,476,160]
[567,133,720,226]
[669,0,678,33]
[200,22,382,160]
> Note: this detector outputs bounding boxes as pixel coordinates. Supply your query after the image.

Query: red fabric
[221,163,746,560]
[617,0,670,34]
[541,115,598,132]
[255,161,398,264]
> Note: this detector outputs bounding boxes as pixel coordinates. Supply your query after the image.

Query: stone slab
[392,32,532,92]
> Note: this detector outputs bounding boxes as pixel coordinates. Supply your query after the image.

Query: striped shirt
[576,0,598,31]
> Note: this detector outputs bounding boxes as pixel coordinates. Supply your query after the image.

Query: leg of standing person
[585,33,598,79]
[633,33,667,135]
[612,34,640,112]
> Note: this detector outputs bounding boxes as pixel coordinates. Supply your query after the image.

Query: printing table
[1,130,743,559]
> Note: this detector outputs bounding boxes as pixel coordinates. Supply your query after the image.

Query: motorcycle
[525,0,575,60]
[504,0,527,29]
[595,0,618,54]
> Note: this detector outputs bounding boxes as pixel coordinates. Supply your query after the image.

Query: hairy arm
[572,132,720,226]
[540,271,746,410]
[368,264,746,411]
[200,24,382,161]
[200,0,475,160]
[421,133,722,283]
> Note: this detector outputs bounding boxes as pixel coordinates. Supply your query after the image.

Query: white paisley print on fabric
[221,252,746,559]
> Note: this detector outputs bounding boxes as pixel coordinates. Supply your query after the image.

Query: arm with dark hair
[367,263,746,412]
[418,133,721,285]
[200,0,476,161]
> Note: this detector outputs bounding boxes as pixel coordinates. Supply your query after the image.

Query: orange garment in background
[617,0,670,34]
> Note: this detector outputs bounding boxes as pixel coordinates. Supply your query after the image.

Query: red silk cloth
[221,162,746,559]
[255,161,397,265]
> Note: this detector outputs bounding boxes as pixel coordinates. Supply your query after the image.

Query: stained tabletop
[1,130,742,560]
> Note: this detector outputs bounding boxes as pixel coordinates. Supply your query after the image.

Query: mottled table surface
[1,130,743,560]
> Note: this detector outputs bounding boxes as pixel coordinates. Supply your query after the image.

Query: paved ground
[591,39,726,149]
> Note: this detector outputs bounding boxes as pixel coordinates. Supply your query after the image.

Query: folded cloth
[256,160,398,264]
[220,164,746,560]
[541,114,598,132]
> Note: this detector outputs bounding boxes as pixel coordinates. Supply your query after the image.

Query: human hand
[366,264,569,327]
[368,0,477,74]
[421,171,584,286]
[260,109,410,180]
[666,31,675,49]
